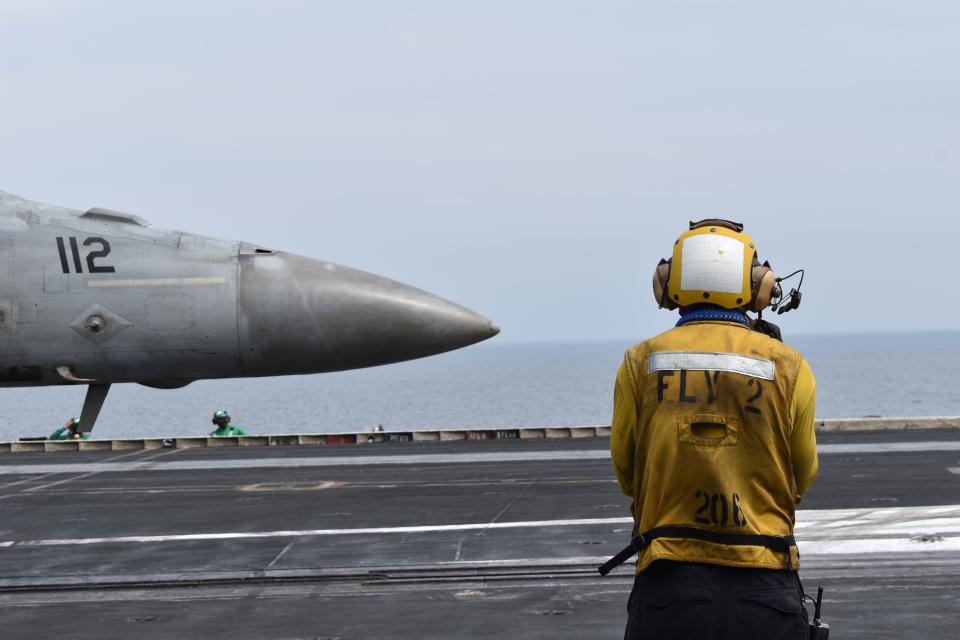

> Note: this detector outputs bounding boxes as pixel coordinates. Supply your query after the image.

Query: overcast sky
[1,1,957,342]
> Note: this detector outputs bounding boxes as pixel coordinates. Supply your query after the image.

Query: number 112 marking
[56,236,116,274]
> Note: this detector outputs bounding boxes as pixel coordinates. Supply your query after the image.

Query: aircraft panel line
[86,276,227,288]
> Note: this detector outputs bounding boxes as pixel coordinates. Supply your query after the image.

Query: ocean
[1,331,958,442]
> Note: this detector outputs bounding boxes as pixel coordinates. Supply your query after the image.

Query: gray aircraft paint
[0,191,498,430]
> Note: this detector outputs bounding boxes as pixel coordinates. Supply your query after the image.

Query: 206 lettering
[693,491,748,527]
[55,237,116,274]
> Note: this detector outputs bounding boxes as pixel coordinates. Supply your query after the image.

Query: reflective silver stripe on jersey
[647,351,776,380]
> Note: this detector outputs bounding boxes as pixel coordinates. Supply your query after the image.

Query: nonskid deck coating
[1,431,959,639]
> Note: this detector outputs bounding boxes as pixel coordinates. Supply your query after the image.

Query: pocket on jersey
[677,413,741,447]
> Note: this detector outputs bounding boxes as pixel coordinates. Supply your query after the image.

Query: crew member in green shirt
[210,410,249,437]
[49,417,92,441]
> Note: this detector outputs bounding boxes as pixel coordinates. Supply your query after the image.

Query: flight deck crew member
[49,417,91,441]
[604,220,818,640]
[210,410,250,437]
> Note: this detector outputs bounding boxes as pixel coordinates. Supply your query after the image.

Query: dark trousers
[624,561,808,640]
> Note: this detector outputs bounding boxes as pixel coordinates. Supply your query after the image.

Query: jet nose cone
[402,287,500,347]
[238,252,499,376]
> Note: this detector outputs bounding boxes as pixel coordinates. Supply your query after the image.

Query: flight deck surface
[1,430,958,639]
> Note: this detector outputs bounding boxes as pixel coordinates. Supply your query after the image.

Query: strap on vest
[597,526,797,576]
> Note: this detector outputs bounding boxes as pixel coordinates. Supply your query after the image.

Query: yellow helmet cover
[668,225,757,309]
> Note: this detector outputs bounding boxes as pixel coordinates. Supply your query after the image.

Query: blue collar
[676,307,752,329]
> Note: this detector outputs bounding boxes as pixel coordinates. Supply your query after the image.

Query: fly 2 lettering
[55,237,116,274]
[656,369,764,415]
[694,491,748,527]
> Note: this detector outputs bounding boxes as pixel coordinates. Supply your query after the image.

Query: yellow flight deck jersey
[610,319,817,572]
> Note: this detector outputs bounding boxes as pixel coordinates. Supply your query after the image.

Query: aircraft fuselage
[0,192,498,429]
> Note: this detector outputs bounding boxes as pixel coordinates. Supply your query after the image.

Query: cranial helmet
[212,410,231,427]
[652,220,780,312]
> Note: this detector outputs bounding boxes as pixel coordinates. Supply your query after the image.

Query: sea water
[1,331,957,441]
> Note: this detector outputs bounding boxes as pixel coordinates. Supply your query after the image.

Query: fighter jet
[0,191,499,433]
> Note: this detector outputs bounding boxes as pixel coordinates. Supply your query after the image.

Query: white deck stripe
[8,518,633,547]
[2,505,959,551]
[818,442,960,454]
[87,277,225,288]
[647,351,776,380]
[0,450,610,475]
[1,441,960,475]
[799,537,960,555]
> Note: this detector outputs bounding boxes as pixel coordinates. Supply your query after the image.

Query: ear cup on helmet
[748,260,779,312]
[652,259,679,310]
